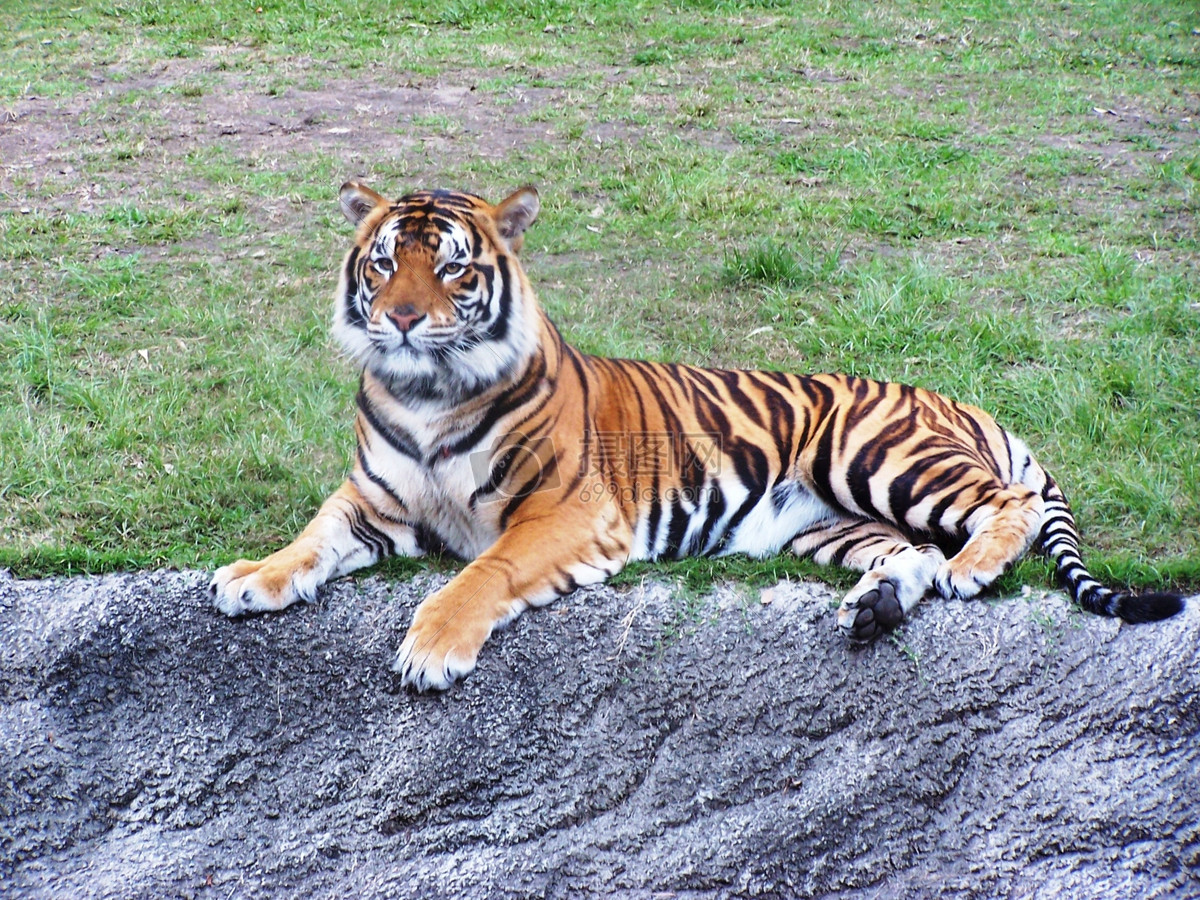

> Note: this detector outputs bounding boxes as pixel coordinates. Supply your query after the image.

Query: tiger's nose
[388,305,425,333]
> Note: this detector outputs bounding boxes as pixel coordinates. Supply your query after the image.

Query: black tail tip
[1116,591,1187,624]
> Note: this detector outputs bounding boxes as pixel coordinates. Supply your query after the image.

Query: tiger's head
[332,182,542,401]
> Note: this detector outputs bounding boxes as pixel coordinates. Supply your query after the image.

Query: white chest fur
[354,388,508,559]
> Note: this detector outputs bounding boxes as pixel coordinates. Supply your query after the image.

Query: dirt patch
[1,70,544,208]
[0,55,735,220]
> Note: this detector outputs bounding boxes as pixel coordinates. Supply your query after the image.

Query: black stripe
[485,255,512,342]
[447,352,548,456]
[714,487,763,554]
[645,491,663,555]
[663,497,691,558]
[352,446,409,514]
[357,387,422,462]
[809,418,840,511]
[713,369,767,430]
[626,361,699,554]
[465,219,485,257]
[694,482,728,554]
[343,245,365,329]
[684,366,725,404]
[1001,431,1016,482]
[849,415,919,520]
[348,507,395,558]
[747,371,797,462]
[958,408,1001,479]
[414,522,454,557]
[924,464,978,524]
[759,370,794,391]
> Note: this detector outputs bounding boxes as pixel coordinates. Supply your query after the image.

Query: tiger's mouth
[366,327,418,350]
[364,323,483,365]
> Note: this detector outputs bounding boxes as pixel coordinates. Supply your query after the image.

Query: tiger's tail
[1036,474,1185,623]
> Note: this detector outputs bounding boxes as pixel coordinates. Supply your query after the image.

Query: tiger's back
[211,182,1185,691]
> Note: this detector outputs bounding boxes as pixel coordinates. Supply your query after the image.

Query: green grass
[1,0,1198,594]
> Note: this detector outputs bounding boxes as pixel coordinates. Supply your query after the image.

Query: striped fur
[211,183,1185,690]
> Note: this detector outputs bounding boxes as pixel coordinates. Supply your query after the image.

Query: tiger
[210,181,1187,691]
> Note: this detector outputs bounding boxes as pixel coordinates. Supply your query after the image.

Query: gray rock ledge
[1,569,1197,899]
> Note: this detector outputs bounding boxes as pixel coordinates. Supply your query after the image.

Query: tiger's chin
[340,335,528,403]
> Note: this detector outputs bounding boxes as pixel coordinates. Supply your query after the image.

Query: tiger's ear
[339,181,387,226]
[494,186,540,253]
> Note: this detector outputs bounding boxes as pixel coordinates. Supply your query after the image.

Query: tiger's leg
[394,520,629,691]
[933,485,1044,600]
[792,518,946,640]
[210,479,417,616]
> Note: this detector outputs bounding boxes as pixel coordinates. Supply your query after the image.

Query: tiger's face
[332,182,542,401]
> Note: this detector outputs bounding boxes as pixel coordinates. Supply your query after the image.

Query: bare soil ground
[0,56,737,218]
[4,52,1188,229]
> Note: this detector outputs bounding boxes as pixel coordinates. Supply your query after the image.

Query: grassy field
[1,0,1197,594]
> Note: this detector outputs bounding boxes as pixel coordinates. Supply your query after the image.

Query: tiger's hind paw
[836,545,942,641]
[839,579,906,641]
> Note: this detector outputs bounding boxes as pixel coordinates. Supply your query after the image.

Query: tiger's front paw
[392,599,491,692]
[209,555,315,617]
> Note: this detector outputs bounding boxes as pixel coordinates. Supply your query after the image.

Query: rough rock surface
[1,568,1197,899]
